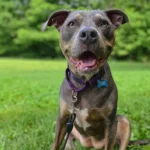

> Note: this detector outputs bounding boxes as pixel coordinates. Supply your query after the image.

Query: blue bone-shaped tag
[97,79,108,88]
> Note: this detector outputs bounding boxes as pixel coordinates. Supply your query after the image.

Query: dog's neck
[66,66,105,92]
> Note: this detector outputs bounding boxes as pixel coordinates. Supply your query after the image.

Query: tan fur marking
[116,116,131,150]
[95,13,102,19]
[75,13,82,20]
[104,39,115,47]
[60,99,70,118]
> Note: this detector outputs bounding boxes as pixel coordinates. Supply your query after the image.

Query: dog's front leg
[105,118,117,150]
[52,114,68,150]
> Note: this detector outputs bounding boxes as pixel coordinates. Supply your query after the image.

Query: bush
[13,0,63,58]
[112,1,150,61]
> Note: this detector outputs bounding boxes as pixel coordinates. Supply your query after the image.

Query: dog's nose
[79,27,98,43]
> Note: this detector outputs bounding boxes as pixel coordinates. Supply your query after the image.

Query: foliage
[0,59,150,149]
[112,0,150,61]
[0,0,150,60]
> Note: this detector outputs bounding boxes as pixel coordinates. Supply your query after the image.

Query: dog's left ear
[42,10,70,31]
[105,9,129,29]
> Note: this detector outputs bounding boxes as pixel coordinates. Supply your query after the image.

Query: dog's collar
[66,66,107,92]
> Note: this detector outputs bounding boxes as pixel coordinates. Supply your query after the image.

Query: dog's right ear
[42,10,70,31]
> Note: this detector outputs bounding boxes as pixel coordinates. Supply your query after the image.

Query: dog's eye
[68,21,75,27]
[99,20,109,27]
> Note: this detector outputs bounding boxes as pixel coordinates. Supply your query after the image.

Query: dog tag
[97,79,108,88]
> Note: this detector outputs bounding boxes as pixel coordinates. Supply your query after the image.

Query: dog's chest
[69,107,109,132]
[74,108,90,130]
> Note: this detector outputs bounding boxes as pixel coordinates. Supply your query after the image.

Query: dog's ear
[105,9,129,29]
[42,10,70,31]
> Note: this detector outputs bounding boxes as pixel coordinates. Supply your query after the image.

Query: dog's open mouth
[69,51,105,72]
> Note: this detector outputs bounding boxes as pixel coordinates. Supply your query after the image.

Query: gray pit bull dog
[43,9,131,150]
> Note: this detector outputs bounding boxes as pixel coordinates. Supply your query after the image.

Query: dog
[43,9,131,150]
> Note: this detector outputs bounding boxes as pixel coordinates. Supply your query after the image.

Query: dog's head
[43,10,128,80]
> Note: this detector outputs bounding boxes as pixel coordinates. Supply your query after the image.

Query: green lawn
[0,58,150,150]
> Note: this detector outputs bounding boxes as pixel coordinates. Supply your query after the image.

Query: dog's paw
[65,142,76,150]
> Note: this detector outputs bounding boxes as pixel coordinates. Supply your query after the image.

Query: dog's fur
[44,9,132,150]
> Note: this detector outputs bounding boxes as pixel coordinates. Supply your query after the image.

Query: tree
[0,0,150,60]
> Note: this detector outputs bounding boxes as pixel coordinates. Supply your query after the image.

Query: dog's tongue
[80,52,97,67]
[81,57,97,67]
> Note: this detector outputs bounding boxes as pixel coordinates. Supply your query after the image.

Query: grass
[0,58,150,150]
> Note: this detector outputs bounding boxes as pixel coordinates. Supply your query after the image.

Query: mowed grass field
[0,58,150,150]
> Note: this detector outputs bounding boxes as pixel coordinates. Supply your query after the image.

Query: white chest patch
[68,108,90,131]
